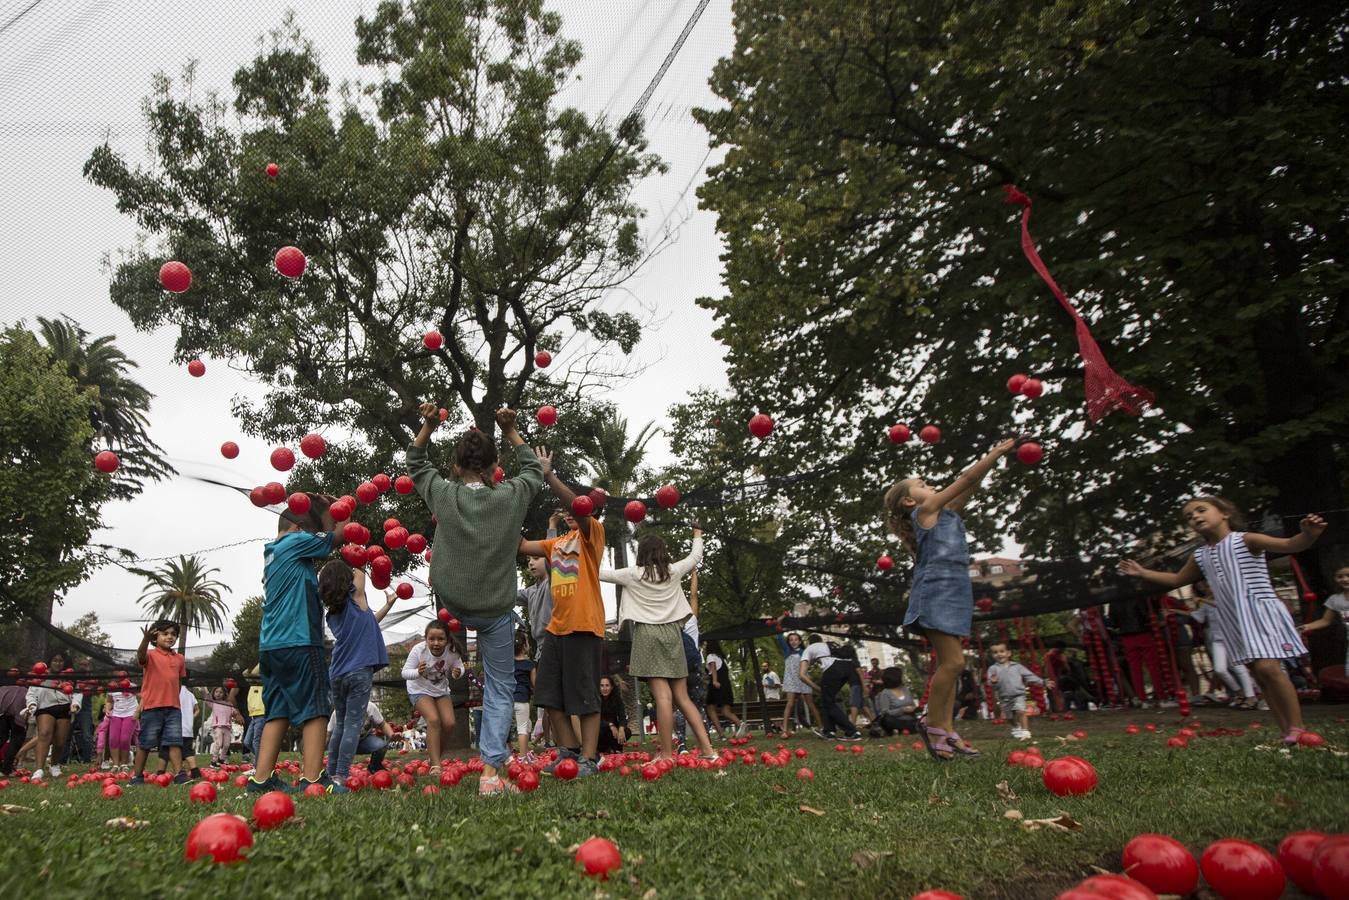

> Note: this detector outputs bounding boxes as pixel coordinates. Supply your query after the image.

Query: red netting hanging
[1003,186,1155,423]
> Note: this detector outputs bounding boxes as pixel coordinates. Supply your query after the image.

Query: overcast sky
[0,0,736,651]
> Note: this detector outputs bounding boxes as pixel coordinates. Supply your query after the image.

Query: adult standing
[799,634,863,741]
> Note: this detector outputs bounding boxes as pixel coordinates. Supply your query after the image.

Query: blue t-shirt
[327,591,390,679]
[513,659,535,703]
[261,531,337,651]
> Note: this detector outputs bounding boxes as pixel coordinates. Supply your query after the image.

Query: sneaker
[1087,702,1099,711]
[298,774,350,795]
[99,761,112,771]
[247,774,300,794]
[31,769,44,781]
[576,757,601,778]
[173,771,195,784]
[1158,700,1179,709]
[734,723,750,738]
[128,773,145,785]
[541,747,580,776]
[478,775,520,796]
[811,728,833,739]
[847,732,864,742]
[1256,700,1269,711]
[1015,730,1032,741]
[49,764,62,778]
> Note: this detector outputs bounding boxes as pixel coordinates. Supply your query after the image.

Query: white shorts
[513,702,531,736]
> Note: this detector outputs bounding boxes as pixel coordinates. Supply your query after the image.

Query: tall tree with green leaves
[134,555,231,656]
[572,405,658,557]
[207,596,264,675]
[693,1,1348,598]
[0,325,115,655]
[84,0,662,468]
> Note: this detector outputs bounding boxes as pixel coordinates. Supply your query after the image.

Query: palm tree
[572,407,659,563]
[36,316,174,497]
[134,555,231,656]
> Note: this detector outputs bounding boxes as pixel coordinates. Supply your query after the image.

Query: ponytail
[883,479,919,555]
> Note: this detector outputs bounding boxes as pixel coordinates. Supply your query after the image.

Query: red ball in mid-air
[888,423,911,444]
[919,425,941,444]
[355,482,379,504]
[159,260,192,293]
[1200,839,1284,900]
[423,330,443,350]
[437,608,451,623]
[534,350,551,368]
[274,246,306,278]
[187,359,206,377]
[270,447,295,471]
[624,500,647,523]
[748,413,774,439]
[877,555,894,571]
[372,473,391,493]
[394,474,414,494]
[1020,378,1044,399]
[655,484,680,509]
[94,450,120,473]
[1006,373,1028,394]
[299,433,326,459]
[286,493,311,516]
[1016,442,1044,465]
[262,482,286,505]
[184,813,252,864]
[220,441,240,459]
[571,495,594,518]
[405,533,427,554]
[536,405,558,427]
[395,582,414,600]
[493,466,505,483]
[265,162,279,177]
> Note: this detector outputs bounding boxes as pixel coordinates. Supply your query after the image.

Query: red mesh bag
[1004,186,1155,422]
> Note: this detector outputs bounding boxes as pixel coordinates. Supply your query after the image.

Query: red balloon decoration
[493,466,505,483]
[299,433,326,459]
[274,246,306,278]
[355,482,379,504]
[919,425,941,444]
[187,359,205,377]
[220,441,240,459]
[159,261,192,293]
[405,533,427,554]
[437,608,451,623]
[372,473,391,493]
[249,487,268,507]
[269,447,295,471]
[888,423,911,444]
[94,451,120,473]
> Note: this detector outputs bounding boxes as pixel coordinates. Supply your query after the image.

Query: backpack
[826,642,858,663]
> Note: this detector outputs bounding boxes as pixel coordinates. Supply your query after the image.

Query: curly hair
[318,559,355,617]
[455,429,499,487]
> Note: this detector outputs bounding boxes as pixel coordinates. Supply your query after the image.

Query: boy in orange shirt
[519,449,607,778]
[129,620,188,784]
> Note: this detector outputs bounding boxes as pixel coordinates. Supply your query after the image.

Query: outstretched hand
[1117,560,1145,578]
[496,407,518,431]
[992,438,1016,455]
[534,446,553,476]
[1299,514,1328,541]
[419,401,440,424]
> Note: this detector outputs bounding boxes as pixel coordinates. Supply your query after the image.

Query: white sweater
[25,681,82,713]
[401,642,463,698]
[601,537,703,626]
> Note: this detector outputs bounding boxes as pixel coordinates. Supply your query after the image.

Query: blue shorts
[260,646,331,725]
[137,706,182,751]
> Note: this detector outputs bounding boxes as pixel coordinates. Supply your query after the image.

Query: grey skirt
[629,621,690,679]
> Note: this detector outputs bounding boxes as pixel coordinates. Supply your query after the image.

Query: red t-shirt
[141,647,186,710]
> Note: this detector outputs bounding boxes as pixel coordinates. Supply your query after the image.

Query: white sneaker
[734,723,750,738]
[31,769,44,781]
[1012,729,1031,740]
[1087,703,1099,711]
[100,761,112,770]
[1158,700,1179,709]
[1257,700,1269,711]
[49,764,62,778]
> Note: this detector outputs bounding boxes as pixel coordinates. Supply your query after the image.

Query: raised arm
[1118,556,1202,590]
[373,587,397,624]
[536,447,592,536]
[1244,514,1327,556]
[352,567,370,612]
[919,440,1016,521]
[135,626,153,668]
[670,531,705,579]
[689,568,700,617]
[408,402,451,502]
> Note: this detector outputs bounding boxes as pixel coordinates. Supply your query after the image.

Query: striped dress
[1193,533,1306,664]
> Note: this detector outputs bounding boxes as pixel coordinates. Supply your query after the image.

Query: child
[155,684,200,781]
[22,650,80,781]
[251,493,343,794]
[1120,498,1327,743]
[703,640,749,738]
[596,675,629,753]
[410,403,543,796]
[512,630,537,760]
[243,664,264,766]
[1185,594,1258,708]
[206,687,241,767]
[869,666,919,737]
[600,528,718,760]
[402,620,464,771]
[327,700,395,774]
[129,621,185,784]
[777,631,818,737]
[987,642,1051,740]
[883,439,1015,760]
[518,464,608,780]
[1298,563,1349,670]
[323,561,394,785]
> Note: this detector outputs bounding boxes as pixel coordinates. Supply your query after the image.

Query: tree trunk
[17,594,55,661]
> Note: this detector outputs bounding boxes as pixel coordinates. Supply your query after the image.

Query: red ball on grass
[574,836,621,880]
[184,813,252,864]
[554,758,579,781]
[1042,756,1097,796]
[796,767,813,780]
[1276,830,1327,893]
[1312,835,1349,899]
[1054,874,1155,899]
[1121,833,1199,896]
[1200,839,1284,900]
[189,782,218,805]
[251,791,294,830]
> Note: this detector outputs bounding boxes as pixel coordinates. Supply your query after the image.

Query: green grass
[1,706,1346,899]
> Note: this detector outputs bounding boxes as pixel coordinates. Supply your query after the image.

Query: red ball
[356,482,379,504]
[1006,373,1028,394]
[220,441,240,459]
[94,450,120,473]
[534,350,551,368]
[299,433,326,459]
[749,413,774,439]
[405,533,427,554]
[373,475,390,494]
[274,246,306,278]
[1200,839,1284,900]
[1277,830,1327,893]
[1055,874,1156,899]
[877,555,894,571]
[101,783,122,799]
[328,500,352,522]
[340,543,365,566]
[286,493,311,516]
[385,526,409,550]
[794,748,807,758]
[574,836,622,880]
[446,617,461,632]
[341,522,368,544]
[269,447,295,471]
[570,495,594,518]
[159,260,192,293]
[919,425,941,444]
[1016,442,1044,465]
[1020,378,1044,399]
[888,423,912,444]
[516,769,539,792]
[655,484,681,509]
[1042,756,1097,796]
[395,582,414,600]
[912,892,964,900]
[189,782,218,805]
[588,487,608,513]
[265,162,279,177]
[623,500,647,523]
[251,791,295,830]
[262,481,286,505]
[1124,724,1139,735]
[423,330,443,350]
[1121,834,1199,896]
[536,405,558,427]
[184,813,252,864]
[1312,836,1349,898]
[976,596,994,612]
[187,359,206,377]
[554,758,579,781]
[437,608,451,623]
[796,767,814,780]
[1297,730,1325,747]
[370,770,393,790]
[438,408,448,421]
[248,486,267,508]
[493,466,505,484]
[1301,590,1317,603]
[394,474,414,495]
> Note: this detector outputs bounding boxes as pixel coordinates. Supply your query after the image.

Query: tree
[134,555,231,655]
[571,405,658,561]
[84,0,664,473]
[207,596,264,675]
[60,611,114,667]
[692,2,1348,597]
[0,325,112,652]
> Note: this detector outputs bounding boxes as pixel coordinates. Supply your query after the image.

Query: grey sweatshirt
[987,661,1044,699]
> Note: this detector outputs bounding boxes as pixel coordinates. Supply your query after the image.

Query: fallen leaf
[105,817,150,830]
[798,804,826,817]
[851,849,894,869]
[770,784,787,794]
[0,804,34,814]
[1019,814,1082,833]
[927,793,949,807]
[642,890,657,900]
[1272,794,1298,810]
[996,780,1019,804]
[1004,809,1024,820]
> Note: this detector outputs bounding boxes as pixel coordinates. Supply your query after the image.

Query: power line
[0,0,46,39]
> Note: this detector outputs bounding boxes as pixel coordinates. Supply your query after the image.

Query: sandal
[944,731,981,758]
[916,720,954,762]
[1282,728,1305,746]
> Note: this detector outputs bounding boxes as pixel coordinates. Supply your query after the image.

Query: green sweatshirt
[407,441,543,618]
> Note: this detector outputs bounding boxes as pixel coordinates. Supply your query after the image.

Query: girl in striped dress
[1120,496,1327,743]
